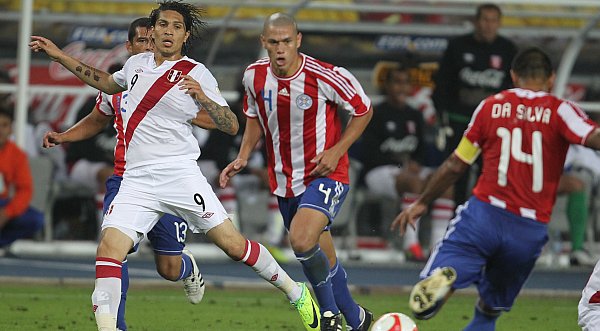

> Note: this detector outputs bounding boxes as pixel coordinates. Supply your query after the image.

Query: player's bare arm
[191,110,216,130]
[29,36,124,95]
[201,101,238,135]
[585,128,600,150]
[391,153,468,235]
[178,75,239,135]
[310,107,373,177]
[43,108,112,148]
[219,117,263,188]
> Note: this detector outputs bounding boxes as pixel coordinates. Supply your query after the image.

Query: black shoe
[347,305,373,331]
[320,311,343,331]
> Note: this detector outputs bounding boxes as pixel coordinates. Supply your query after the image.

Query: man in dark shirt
[361,66,454,261]
[432,3,517,205]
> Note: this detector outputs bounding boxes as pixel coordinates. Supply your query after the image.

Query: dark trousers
[0,199,44,247]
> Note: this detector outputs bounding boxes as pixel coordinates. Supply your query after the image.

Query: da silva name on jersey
[491,103,551,124]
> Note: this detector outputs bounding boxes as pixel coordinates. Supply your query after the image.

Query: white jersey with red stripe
[95,91,126,176]
[111,52,227,170]
[242,53,371,197]
[579,259,600,329]
[463,88,597,222]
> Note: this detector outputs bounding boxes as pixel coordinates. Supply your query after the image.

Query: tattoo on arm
[77,62,103,82]
[201,100,238,134]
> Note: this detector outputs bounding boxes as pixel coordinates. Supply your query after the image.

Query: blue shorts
[104,175,187,255]
[422,196,548,311]
[277,177,349,231]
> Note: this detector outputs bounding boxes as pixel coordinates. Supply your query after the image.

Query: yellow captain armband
[454,136,481,165]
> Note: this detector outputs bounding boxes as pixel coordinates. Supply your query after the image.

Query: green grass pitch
[0,283,578,330]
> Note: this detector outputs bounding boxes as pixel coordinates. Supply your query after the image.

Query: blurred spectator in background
[0,71,13,111]
[0,69,67,180]
[360,65,454,261]
[432,2,517,205]
[0,107,44,254]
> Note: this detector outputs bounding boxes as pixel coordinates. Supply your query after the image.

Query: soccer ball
[371,312,418,331]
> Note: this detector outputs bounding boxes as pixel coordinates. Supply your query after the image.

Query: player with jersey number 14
[391,47,600,331]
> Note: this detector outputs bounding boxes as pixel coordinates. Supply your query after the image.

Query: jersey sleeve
[556,101,598,145]
[111,59,129,89]
[95,91,115,116]
[242,69,258,118]
[193,67,228,107]
[322,66,371,116]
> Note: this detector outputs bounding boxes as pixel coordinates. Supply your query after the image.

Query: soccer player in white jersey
[580,258,600,329]
[392,47,600,330]
[41,17,217,331]
[31,2,318,331]
[220,13,374,331]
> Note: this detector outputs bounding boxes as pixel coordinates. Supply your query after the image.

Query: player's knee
[289,232,314,253]
[154,255,183,281]
[156,264,179,281]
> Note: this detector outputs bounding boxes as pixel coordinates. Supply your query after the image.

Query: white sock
[92,258,122,329]
[240,239,301,302]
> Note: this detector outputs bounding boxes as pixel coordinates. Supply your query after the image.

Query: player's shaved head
[263,12,298,35]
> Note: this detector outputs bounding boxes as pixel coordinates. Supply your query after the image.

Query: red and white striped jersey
[243,53,371,197]
[95,91,126,176]
[111,53,227,170]
[464,88,598,222]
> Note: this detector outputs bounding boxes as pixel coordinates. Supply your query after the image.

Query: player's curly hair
[149,0,206,55]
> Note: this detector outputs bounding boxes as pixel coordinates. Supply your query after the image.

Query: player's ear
[510,70,517,86]
[260,34,267,49]
[547,72,556,91]
[125,40,133,54]
[296,32,302,49]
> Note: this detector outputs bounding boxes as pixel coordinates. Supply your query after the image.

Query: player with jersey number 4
[30,2,318,331]
[220,12,374,331]
[391,47,600,331]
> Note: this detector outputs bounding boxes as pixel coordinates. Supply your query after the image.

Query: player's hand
[310,149,341,177]
[390,201,427,236]
[179,75,207,102]
[29,36,64,62]
[219,158,247,188]
[42,131,63,148]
